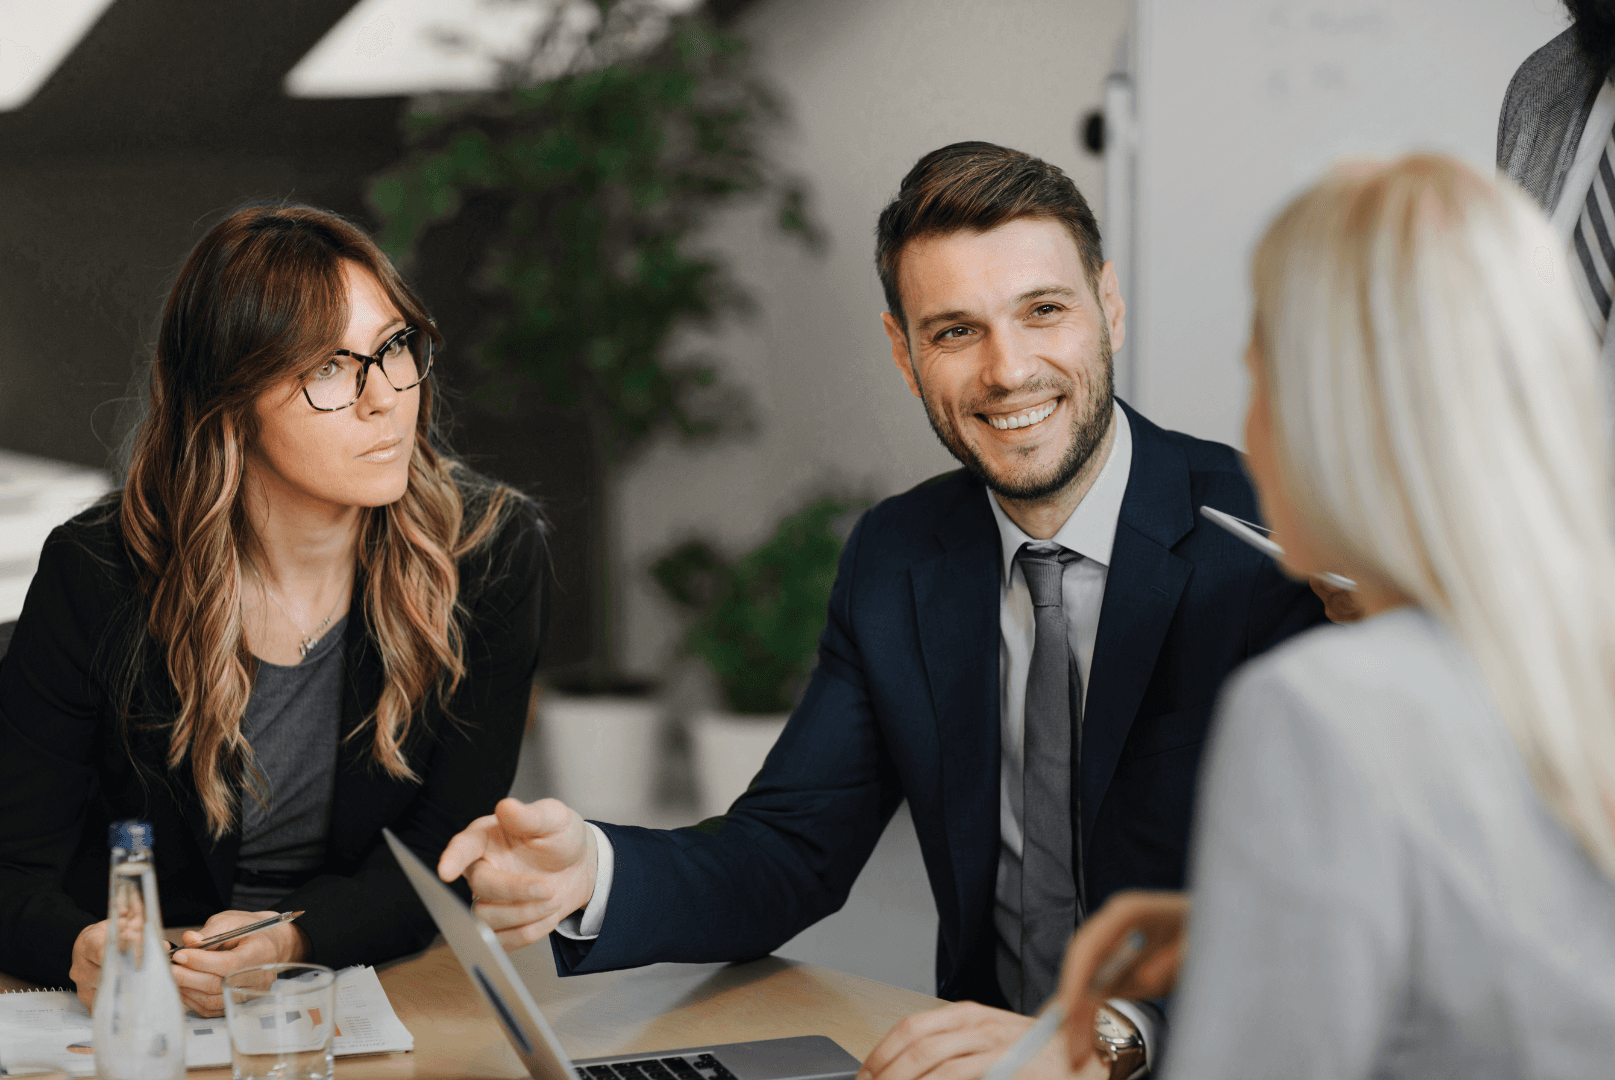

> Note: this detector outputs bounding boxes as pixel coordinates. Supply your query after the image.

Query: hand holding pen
[1056,891,1189,1073]
[980,891,1188,1080]
[168,910,309,1018]
[165,909,304,955]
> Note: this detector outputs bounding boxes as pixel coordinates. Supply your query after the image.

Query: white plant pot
[539,693,663,823]
[690,709,790,821]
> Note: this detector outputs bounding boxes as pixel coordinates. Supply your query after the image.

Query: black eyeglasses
[302,325,434,412]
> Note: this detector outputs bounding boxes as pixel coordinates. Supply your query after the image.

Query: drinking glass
[222,964,336,1080]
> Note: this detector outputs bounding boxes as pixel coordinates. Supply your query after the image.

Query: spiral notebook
[0,965,412,1076]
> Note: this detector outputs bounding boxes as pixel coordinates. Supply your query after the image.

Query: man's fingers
[439,800,576,884]
[861,1003,1002,1080]
[897,1050,1001,1080]
[492,913,561,952]
[464,861,567,904]
[474,898,572,932]
[495,797,576,844]
[438,814,499,882]
[870,1029,1006,1080]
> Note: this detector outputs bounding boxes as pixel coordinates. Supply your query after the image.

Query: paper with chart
[0,965,412,1075]
[184,964,412,1067]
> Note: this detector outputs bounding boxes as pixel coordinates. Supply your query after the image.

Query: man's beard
[1568,0,1615,72]
[917,328,1116,503]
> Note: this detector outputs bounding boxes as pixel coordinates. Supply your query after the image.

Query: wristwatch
[1093,1004,1147,1080]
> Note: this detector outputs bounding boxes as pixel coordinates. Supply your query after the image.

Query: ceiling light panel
[0,0,116,111]
[284,0,559,98]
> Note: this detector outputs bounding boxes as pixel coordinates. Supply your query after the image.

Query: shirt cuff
[1105,998,1161,1074]
[553,822,614,941]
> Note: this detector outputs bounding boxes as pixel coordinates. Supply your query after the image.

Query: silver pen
[167,910,305,954]
[1199,505,1358,591]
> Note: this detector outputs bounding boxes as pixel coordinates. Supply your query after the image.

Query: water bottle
[92,820,186,1080]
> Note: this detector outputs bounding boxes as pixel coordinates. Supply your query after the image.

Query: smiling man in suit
[438,142,1327,1079]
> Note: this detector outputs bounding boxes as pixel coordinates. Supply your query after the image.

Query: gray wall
[619,0,1130,677]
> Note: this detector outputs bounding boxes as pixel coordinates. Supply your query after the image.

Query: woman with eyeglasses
[1049,155,1615,1077]
[0,203,547,1016]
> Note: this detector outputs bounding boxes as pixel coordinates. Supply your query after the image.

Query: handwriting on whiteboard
[1254,4,1391,103]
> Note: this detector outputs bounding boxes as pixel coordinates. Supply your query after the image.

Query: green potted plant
[652,496,858,819]
[367,0,818,821]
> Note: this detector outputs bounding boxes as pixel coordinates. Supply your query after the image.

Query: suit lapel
[911,482,1003,955]
[1080,403,1195,850]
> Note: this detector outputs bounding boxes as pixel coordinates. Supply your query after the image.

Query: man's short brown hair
[875,141,1106,332]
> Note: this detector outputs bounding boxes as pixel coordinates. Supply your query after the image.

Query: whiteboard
[1124,0,1570,448]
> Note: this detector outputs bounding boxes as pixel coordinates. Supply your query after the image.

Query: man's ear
[883,311,923,399]
[1097,260,1127,353]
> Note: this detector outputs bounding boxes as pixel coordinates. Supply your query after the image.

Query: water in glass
[223,964,336,1080]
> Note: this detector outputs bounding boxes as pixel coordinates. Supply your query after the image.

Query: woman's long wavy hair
[121,202,514,838]
[1251,154,1615,878]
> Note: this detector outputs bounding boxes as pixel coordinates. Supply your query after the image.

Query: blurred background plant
[367,0,821,685]
[652,495,861,716]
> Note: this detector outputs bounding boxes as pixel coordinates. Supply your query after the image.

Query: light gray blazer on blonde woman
[1161,608,1615,1079]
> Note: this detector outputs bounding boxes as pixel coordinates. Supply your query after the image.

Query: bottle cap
[108,819,154,855]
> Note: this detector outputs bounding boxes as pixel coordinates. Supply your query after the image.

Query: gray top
[231,616,347,912]
[1163,608,1615,1079]
[1498,27,1604,213]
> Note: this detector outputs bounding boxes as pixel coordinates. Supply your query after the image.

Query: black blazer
[553,402,1326,1003]
[0,488,547,988]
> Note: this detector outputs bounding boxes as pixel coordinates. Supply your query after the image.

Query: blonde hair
[120,203,515,838]
[1251,153,1615,877]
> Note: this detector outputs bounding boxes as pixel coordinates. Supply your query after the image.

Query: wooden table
[2,943,944,1080]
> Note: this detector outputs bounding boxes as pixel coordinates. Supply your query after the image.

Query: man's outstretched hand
[437,797,599,951]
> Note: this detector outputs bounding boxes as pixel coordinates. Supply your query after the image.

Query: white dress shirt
[986,406,1142,1040]
[559,407,1151,1061]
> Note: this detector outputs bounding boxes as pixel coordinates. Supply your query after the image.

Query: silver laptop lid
[384,828,576,1080]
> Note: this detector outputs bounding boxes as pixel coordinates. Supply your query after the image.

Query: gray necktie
[1017,544,1083,1012]
[1571,119,1615,342]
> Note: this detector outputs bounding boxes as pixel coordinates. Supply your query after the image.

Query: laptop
[383,829,862,1080]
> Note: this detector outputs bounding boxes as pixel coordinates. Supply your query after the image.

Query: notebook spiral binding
[0,985,69,992]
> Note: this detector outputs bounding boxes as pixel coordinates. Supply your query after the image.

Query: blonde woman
[0,204,546,1016]
[1055,155,1615,1076]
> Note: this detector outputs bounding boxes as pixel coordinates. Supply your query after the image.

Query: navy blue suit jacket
[555,402,1325,1003]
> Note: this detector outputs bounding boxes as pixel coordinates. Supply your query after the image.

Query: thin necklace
[251,568,340,660]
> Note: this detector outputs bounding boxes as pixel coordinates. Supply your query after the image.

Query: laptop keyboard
[578,1053,738,1080]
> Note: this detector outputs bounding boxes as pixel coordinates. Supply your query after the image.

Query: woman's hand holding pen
[1055,891,1190,1072]
[170,909,310,1017]
[68,908,309,1016]
[1311,577,1366,624]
